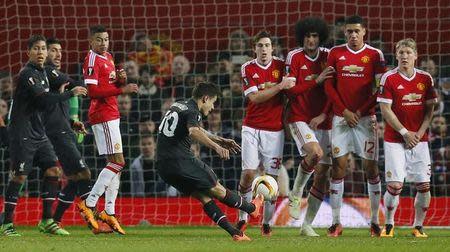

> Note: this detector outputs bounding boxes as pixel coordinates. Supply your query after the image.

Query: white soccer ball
[251,175,279,201]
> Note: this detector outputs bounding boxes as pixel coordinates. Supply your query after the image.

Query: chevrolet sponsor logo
[402,93,422,102]
[305,74,318,81]
[342,65,364,73]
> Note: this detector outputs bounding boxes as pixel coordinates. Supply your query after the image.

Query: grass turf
[0,226,448,252]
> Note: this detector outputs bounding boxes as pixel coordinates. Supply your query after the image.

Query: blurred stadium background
[0,0,449,227]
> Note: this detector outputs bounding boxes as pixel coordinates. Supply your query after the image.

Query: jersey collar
[89,49,108,60]
[397,67,417,81]
[345,43,367,55]
[255,58,273,70]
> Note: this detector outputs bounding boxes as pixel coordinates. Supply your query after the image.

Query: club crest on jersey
[417,82,425,91]
[361,55,370,63]
[109,71,117,82]
[342,65,364,73]
[88,67,94,76]
[114,143,121,151]
[272,70,280,79]
[51,69,59,77]
[402,93,422,102]
[305,134,312,139]
[28,77,35,85]
[333,147,340,155]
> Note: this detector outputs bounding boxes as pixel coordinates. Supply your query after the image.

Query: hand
[415,130,425,140]
[71,86,88,96]
[343,109,359,128]
[117,69,127,81]
[59,82,69,93]
[277,77,296,90]
[315,66,335,84]
[121,83,139,94]
[217,138,241,154]
[214,144,230,160]
[0,116,5,127]
[403,131,420,149]
[72,121,88,134]
[309,113,327,130]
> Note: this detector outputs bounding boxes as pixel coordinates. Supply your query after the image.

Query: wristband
[398,128,408,136]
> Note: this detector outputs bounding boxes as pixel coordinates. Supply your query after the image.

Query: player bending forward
[156,82,263,242]
[377,38,437,238]
[285,17,334,237]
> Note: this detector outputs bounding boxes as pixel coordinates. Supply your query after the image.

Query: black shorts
[156,158,218,194]
[48,131,88,176]
[9,137,58,176]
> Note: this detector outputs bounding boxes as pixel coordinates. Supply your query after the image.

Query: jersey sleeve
[83,56,100,85]
[241,64,258,97]
[374,49,387,75]
[186,110,201,128]
[22,72,46,97]
[425,75,438,103]
[377,73,393,104]
[285,52,297,78]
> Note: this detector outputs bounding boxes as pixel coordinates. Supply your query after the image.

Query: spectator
[118,94,140,163]
[129,135,173,196]
[419,58,439,83]
[0,71,13,101]
[167,55,192,99]
[217,29,252,66]
[439,77,450,115]
[272,36,285,60]
[139,116,156,135]
[123,60,140,83]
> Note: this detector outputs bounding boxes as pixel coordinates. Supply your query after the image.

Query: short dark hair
[295,17,329,46]
[90,25,107,36]
[27,34,46,49]
[46,37,61,48]
[253,30,272,45]
[345,15,365,27]
[192,82,221,99]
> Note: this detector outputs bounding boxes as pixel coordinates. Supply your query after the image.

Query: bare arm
[247,77,295,104]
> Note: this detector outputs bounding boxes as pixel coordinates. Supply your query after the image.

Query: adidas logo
[300,65,308,70]
[339,56,346,60]
[397,85,405,89]
[252,73,259,79]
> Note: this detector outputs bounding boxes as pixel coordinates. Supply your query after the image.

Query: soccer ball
[251,175,278,201]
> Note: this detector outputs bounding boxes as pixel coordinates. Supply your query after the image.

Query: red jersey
[325,43,387,116]
[285,47,331,129]
[241,57,285,131]
[83,50,123,125]
[377,68,437,143]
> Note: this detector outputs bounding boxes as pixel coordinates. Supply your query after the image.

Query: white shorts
[384,142,431,183]
[289,121,332,165]
[241,126,284,176]
[331,115,378,160]
[91,119,123,155]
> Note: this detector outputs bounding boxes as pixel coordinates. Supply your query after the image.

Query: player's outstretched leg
[289,143,322,220]
[192,191,251,241]
[412,183,430,238]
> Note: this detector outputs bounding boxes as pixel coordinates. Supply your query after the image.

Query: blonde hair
[395,38,417,53]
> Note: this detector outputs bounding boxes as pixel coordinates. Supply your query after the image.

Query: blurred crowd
[0,21,449,198]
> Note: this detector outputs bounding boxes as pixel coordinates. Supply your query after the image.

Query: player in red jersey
[324,15,387,237]
[285,17,335,236]
[78,25,138,235]
[236,31,295,236]
[377,39,437,238]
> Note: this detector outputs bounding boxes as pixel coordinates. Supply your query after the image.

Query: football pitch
[0,226,448,252]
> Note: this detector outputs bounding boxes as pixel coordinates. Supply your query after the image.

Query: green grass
[0,226,449,252]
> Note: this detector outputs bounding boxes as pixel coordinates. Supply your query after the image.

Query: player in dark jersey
[39,38,111,235]
[156,82,264,242]
[0,35,87,236]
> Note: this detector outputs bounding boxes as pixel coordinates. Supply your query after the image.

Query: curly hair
[294,17,329,47]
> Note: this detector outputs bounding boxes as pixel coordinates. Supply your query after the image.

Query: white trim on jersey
[398,68,417,81]
[366,44,385,61]
[241,59,255,77]
[380,68,398,87]
[345,43,367,54]
[255,58,273,70]
[85,79,98,85]
[377,97,392,104]
[88,51,96,67]
[244,86,258,96]
[416,68,435,86]
[89,49,107,60]
[286,48,303,65]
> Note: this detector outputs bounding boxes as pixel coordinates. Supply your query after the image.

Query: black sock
[41,176,59,220]
[3,181,22,224]
[53,180,77,222]
[220,189,255,213]
[77,179,92,200]
[203,200,240,236]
